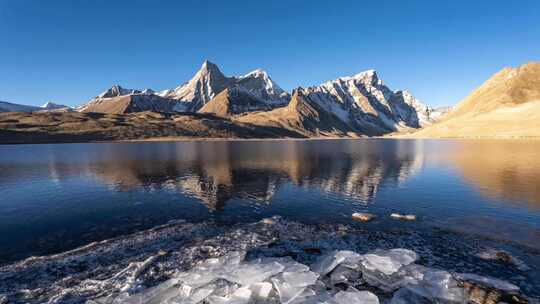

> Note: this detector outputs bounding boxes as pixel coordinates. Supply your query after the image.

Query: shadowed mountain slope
[198,87,272,117]
[235,90,361,137]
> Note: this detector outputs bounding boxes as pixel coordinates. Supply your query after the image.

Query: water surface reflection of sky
[1,139,540,262]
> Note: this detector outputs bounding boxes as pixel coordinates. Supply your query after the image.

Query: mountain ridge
[0,100,71,113]
[408,62,540,138]
[1,60,456,141]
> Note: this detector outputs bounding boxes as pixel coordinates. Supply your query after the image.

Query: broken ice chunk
[206,279,239,298]
[288,288,332,304]
[311,250,362,276]
[361,249,417,276]
[170,283,215,304]
[223,260,284,286]
[177,270,218,289]
[283,269,319,287]
[271,276,308,304]
[266,256,310,273]
[362,254,402,276]
[360,249,419,292]
[112,278,182,304]
[333,290,380,304]
[330,264,361,286]
[391,269,465,304]
[206,287,252,304]
[249,282,274,302]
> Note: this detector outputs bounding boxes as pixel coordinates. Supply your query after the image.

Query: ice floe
[98,247,528,304]
[0,216,535,303]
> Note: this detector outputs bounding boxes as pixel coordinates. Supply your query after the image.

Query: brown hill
[0,111,304,144]
[410,62,540,138]
[198,87,271,117]
[80,94,179,114]
[235,90,361,137]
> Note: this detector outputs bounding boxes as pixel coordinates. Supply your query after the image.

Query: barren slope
[410,62,540,138]
[0,111,304,144]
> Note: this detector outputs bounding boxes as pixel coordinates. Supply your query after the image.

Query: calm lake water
[1,139,540,264]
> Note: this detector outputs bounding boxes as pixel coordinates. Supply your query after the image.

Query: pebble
[390,213,417,221]
[352,212,376,222]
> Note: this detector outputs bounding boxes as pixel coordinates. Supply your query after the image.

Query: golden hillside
[410,62,540,138]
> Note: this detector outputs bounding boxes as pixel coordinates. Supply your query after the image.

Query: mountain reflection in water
[4,140,424,210]
[2,139,540,263]
[440,140,540,209]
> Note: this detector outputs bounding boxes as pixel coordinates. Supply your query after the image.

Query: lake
[1,139,540,264]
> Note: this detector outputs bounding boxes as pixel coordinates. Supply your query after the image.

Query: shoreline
[0,217,537,302]
[2,134,540,145]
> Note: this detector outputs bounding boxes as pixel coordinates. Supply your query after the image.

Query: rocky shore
[0,217,537,303]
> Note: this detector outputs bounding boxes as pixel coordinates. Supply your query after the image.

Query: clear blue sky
[1,0,539,108]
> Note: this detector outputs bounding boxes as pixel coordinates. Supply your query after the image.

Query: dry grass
[406,62,540,139]
[0,111,306,144]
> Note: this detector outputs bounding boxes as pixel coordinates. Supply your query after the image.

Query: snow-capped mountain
[75,60,444,136]
[97,85,143,98]
[298,70,442,133]
[41,101,71,111]
[79,85,183,114]
[235,69,290,106]
[198,86,273,117]
[160,61,235,111]
[79,61,291,114]
[0,100,71,113]
[161,60,290,111]
[0,101,42,113]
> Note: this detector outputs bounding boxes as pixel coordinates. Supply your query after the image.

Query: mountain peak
[243,68,268,78]
[337,69,379,83]
[98,85,139,98]
[199,60,222,75]
[41,101,67,109]
[354,69,377,78]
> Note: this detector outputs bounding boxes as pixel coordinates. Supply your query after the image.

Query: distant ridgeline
[4,61,539,140]
[0,60,448,139]
[75,61,447,137]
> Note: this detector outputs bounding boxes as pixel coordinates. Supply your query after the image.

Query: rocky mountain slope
[198,86,272,117]
[2,60,450,141]
[79,92,181,114]
[78,61,290,115]
[234,70,445,136]
[298,70,443,134]
[236,90,361,137]
[72,61,441,137]
[161,61,290,111]
[77,85,184,114]
[410,62,540,138]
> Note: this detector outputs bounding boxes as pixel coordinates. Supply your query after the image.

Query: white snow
[301,69,435,132]
[0,101,42,113]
